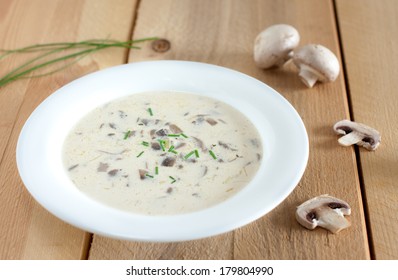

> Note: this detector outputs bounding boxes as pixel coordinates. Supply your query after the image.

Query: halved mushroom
[292,44,340,88]
[169,124,183,134]
[254,24,300,69]
[155,128,168,136]
[138,169,147,180]
[296,194,351,234]
[97,162,109,172]
[151,142,161,150]
[161,157,176,167]
[334,120,381,151]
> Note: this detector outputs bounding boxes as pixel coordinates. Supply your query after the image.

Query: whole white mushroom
[292,44,340,88]
[253,24,300,69]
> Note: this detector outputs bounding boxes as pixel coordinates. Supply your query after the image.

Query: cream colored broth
[63,91,262,215]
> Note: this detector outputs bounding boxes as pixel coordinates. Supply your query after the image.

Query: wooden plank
[335,0,398,259]
[89,0,369,259]
[0,0,137,259]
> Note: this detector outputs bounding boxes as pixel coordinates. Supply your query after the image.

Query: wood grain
[335,0,398,259]
[0,0,138,259]
[89,0,369,259]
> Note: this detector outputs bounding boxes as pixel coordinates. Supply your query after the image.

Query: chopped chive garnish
[136,151,144,158]
[141,141,149,147]
[209,150,217,160]
[167,146,178,154]
[184,150,195,159]
[148,108,153,116]
[155,166,159,175]
[169,176,176,184]
[123,130,131,139]
[168,145,175,152]
[158,139,165,151]
[167,134,180,137]
[194,149,199,158]
[145,173,154,178]
[180,133,188,138]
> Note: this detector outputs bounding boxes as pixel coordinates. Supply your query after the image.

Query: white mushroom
[253,24,300,69]
[292,44,340,88]
[334,120,381,151]
[296,194,351,234]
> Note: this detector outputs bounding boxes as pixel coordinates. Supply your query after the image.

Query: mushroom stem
[287,50,294,60]
[318,209,351,233]
[298,65,319,88]
[337,131,363,146]
[275,56,291,68]
[279,51,295,67]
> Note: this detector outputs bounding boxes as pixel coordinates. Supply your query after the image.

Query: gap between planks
[332,0,374,259]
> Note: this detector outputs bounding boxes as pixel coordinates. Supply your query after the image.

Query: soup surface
[63,91,262,215]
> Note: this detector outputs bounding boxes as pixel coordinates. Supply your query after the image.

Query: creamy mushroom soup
[63,91,262,215]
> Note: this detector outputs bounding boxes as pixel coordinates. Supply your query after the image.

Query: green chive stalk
[0,37,157,88]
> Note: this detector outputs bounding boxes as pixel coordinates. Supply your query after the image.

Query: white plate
[16,61,308,242]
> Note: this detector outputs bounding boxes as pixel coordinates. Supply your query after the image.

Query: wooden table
[1,0,397,260]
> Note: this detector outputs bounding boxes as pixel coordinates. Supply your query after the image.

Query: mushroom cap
[334,119,381,150]
[254,24,300,69]
[296,194,351,233]
[293,44,340,85]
